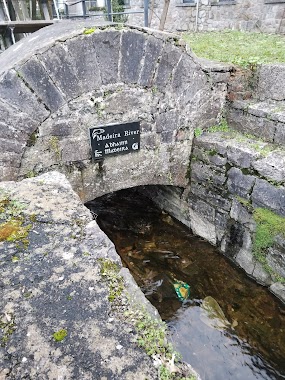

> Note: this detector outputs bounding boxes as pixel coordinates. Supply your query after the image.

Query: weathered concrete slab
[0,172,163,380]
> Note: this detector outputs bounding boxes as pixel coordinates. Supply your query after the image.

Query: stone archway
[0,20,228,201]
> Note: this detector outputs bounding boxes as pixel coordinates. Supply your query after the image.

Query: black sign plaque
[89,121,140,161]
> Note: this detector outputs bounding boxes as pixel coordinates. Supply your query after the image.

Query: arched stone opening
[0,21,227,201]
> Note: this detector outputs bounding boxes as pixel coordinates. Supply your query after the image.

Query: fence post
[106,0,112,22]
[144,0,149,27]
[65,3,69,18]
[82,0,87,18]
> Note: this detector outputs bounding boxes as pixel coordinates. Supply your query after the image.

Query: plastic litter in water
[173,280,190,301]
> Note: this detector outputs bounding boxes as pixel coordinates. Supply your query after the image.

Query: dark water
[86,188,285,380]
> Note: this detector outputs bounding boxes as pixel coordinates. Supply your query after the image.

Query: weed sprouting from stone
[194,128,203,138]
[99,258,124,302]
[48,136,61,160]
[207,119,230,133]
[0,192,31,248]
[0,313,16,347]
[253,208,285,283]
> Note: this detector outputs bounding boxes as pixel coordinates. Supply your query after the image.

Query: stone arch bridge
[1,20,285,301]
[0,20,229,201]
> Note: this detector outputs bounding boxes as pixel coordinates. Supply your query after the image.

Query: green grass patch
[253,208,285,282]
[183,31,285,68]
[207,118,230,133]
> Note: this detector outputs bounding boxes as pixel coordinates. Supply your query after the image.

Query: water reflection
[86,188,285,380]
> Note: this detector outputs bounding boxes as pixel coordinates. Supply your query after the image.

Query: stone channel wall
[127,0,285,33]
[143,61,285,303]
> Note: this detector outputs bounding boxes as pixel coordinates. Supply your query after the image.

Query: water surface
[86,188,285,380]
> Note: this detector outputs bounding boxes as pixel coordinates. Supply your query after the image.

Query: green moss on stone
[253,208,285,282]
[99,258,124,302]
[83,27,96,34]
[53,329,68,342]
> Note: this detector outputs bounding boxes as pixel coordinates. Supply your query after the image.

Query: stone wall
[127,0,285,33]
[143,127,285,303]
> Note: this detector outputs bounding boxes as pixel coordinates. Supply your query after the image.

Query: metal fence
[56,0,149,27]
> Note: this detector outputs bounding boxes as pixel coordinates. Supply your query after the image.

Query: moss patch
[253,208,285,282]
[99,258,124,302]
[52,329,68,342]
[0,313,16,347]
[84,27,96,35]
[0,192,31,248]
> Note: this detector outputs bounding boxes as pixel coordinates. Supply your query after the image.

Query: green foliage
[99,258,124,302]
[0,192,31,247]
[253,208,285,282]
[159,365,196,380]
[236,196,252,209]
[135,313,173,357]
[0,313,16,347]
[183,31,285,68]
[89,6,105,12]
[194,127,203,138]
[53,329,68,342]
[84,27,96,35]
[207,119,230,133]
[104,0,128,23]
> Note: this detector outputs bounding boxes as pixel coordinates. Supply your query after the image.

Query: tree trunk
[159,0,170,31]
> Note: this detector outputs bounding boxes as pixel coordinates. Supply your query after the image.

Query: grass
[253,208,285,282]
[183,31,285,68]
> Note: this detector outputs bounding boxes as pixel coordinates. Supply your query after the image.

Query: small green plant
[0,193,31,248]
[194,128,203,138]
[104,0,128,23]
[253,208,285,282]
[84,27,96,35]
[89,6,105,12]
[207,119,230,133]
[99,258,124,302]
[52,329,68,342]
[236,196,252,210]
[0,313,16,347]
[48,136,61,159]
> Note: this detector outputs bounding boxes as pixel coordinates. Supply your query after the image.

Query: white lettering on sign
[124,130,139,137]
[94,150,102,158]
[105,140,127,149]
[105,146,129,154]
[132,142,139,150]
[94,132,121,141]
